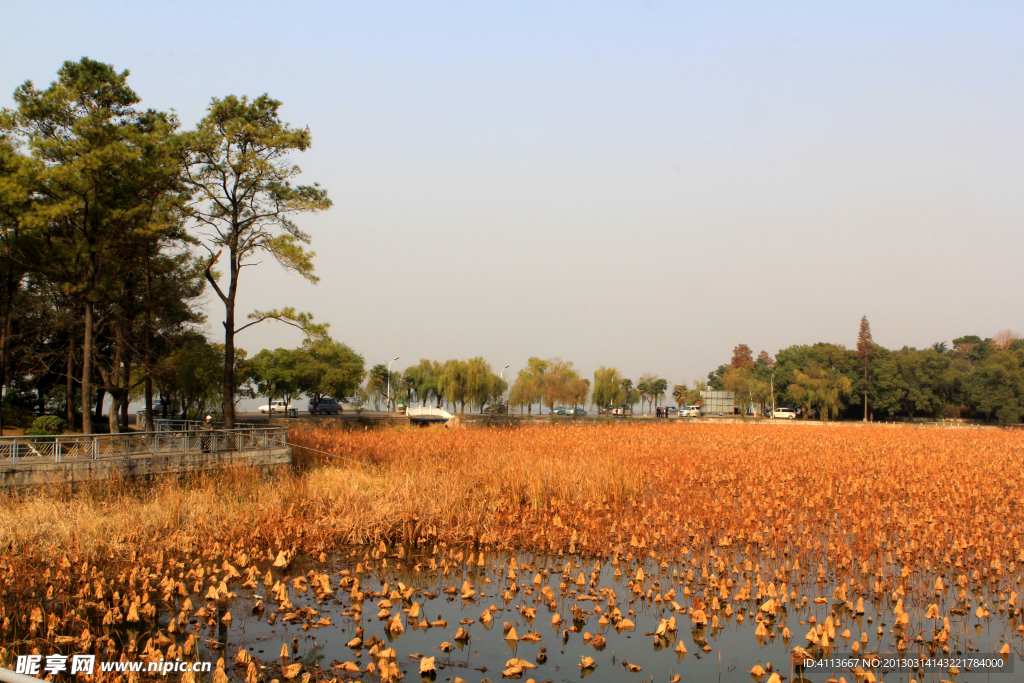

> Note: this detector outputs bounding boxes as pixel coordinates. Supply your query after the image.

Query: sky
[3,1,1022,401]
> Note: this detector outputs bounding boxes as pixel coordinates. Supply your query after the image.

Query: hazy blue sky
[3,1,1022,396]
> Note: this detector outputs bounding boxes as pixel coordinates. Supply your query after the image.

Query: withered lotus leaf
[506,658,536,669]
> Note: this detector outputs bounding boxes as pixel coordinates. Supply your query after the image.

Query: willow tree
[593,366,625,411]
[510,358,547,415]
[185,95,330,427]
[786,362,853,421]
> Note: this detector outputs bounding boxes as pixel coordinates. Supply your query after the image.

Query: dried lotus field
[2,423,1024,683]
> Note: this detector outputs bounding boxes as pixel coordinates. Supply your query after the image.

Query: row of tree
[388,358,507,414]
[0,58,329,432]
[705,320,1024,423]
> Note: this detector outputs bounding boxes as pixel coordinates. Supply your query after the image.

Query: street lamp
[386,356,399,413]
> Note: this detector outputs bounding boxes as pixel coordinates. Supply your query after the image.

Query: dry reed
[1,422,1023,669]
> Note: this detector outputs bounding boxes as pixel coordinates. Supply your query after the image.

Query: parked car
[484,403,508,415]
[597,405,614,415]
[772,407,797,420]
[307,398,343,415]
[664,406,678,415]
[260,400,297,417]
[611,406,630,417]
[680,405,701,417]
[572,407,587,416]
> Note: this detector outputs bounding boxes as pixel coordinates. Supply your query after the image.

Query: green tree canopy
[403,359,444,408]
[785,362,853,421]
[3,57,188,433]
[593,366,625,410]
[249,347,301,412]
[367,364,389,411]
[293,338,365,415]
[967,349,1024,424]
[184,93,330,427]
[509,358,547,415]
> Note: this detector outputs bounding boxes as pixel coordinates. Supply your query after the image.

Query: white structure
[406,406,454,422]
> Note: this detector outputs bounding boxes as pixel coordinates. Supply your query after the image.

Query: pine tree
[856,316,874,421]
[184,94,330,427]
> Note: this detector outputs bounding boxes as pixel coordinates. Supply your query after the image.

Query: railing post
[12,438,17,464]
[55,437,60,464]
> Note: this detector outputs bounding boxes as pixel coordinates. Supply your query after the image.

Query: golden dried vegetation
[1,423,1022,678]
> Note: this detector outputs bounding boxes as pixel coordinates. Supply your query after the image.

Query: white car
[772,407,797,420]
[680,406,701,417]
[259,400,297,416]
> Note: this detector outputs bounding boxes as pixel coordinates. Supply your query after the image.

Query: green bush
[32,415,67,434]
[1,404,33,428]
[22,427,53,436]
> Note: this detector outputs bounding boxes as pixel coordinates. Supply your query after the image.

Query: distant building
[700,390,735,416]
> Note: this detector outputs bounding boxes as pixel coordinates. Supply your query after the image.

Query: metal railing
[0,420,288,465]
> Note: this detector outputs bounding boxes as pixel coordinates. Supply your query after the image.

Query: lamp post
[386,356,399,413]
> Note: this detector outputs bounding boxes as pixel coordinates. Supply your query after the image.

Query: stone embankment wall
[1,446,292,488]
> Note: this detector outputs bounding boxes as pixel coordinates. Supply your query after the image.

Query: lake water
[179,549,1018,683]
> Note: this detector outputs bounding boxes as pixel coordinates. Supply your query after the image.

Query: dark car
[484,403,509,415]
[308,398,343,415]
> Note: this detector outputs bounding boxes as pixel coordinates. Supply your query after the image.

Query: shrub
[22,428,53,436]
[1,404,33,428]
[31,415,67,435]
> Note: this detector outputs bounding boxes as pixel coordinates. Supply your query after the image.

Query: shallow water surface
[202,549,1018,683]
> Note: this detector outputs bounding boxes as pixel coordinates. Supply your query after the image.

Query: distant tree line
[706,319,1024,424]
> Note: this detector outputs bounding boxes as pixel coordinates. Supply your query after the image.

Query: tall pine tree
[856,316,874,421]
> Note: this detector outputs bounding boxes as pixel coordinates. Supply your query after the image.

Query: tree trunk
[120,360,130,430]
[107,334,123,434]
[82,302,94,434]
[108,394,121,434]
[221,289,236,428]
[66,347,75,427]
[0,276,12,436]
[144,260,154,430]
